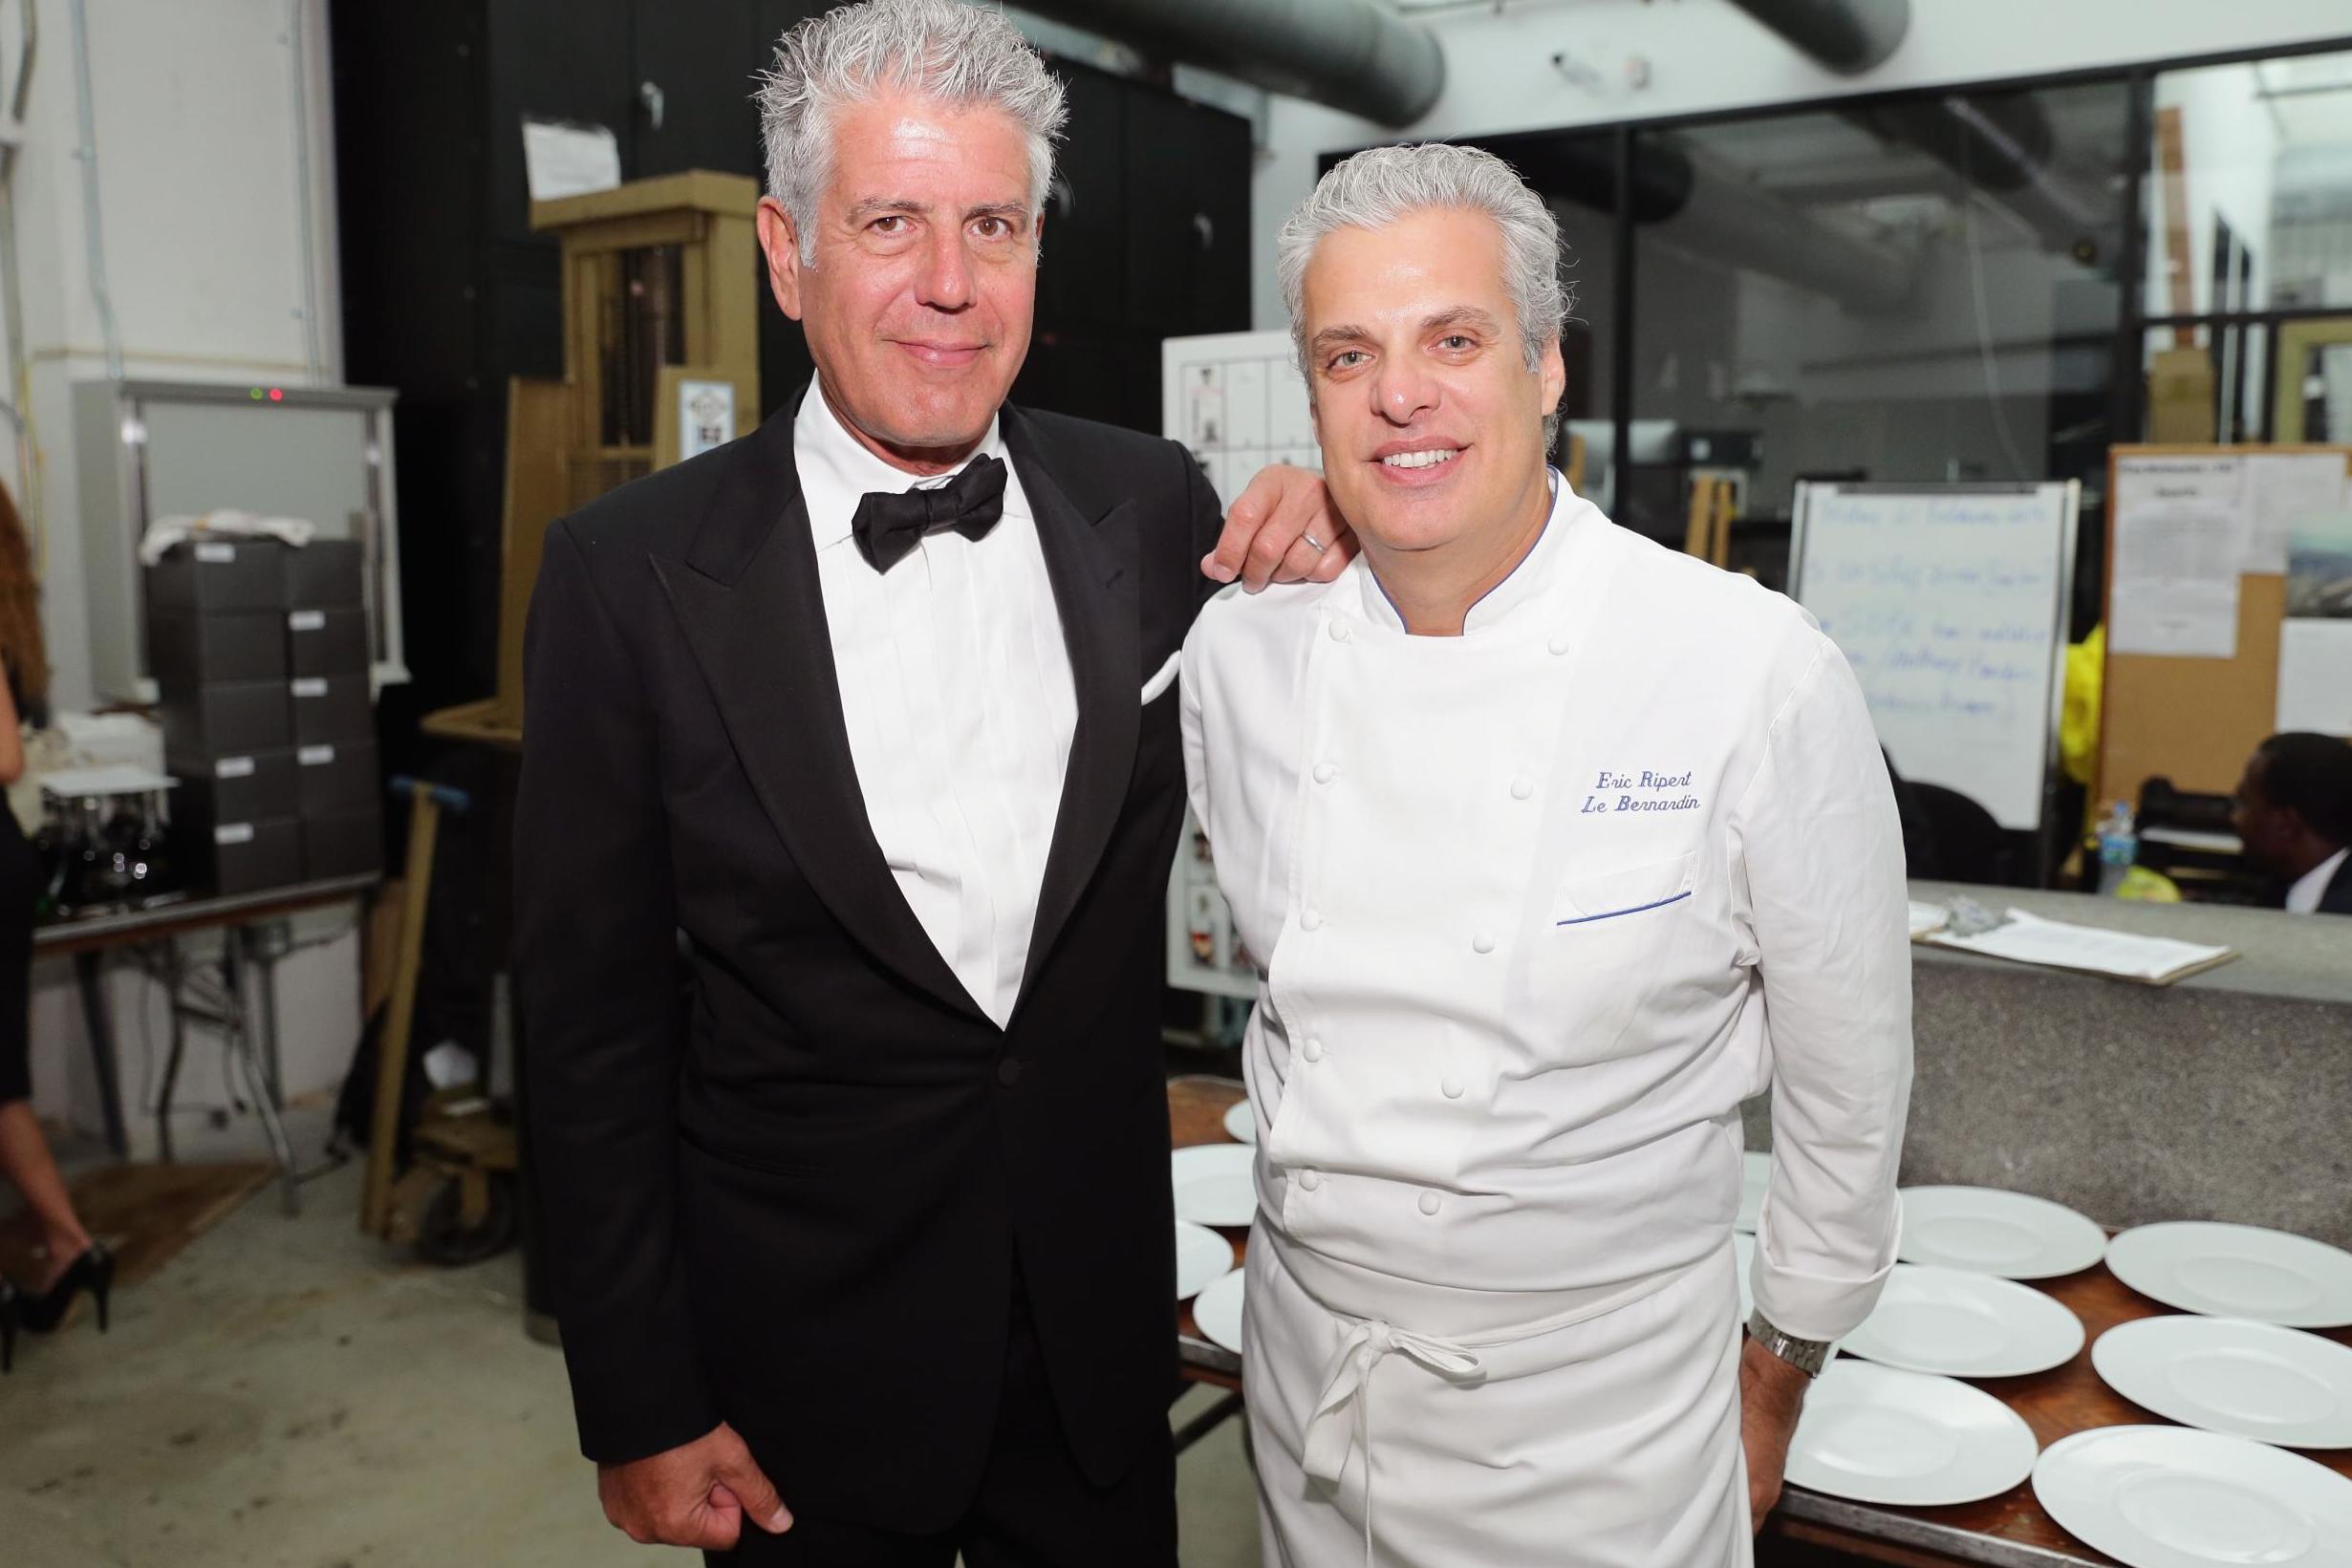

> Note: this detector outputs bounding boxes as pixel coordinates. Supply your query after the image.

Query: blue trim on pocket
[1556,890,1693,927]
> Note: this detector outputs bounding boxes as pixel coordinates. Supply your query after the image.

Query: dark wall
[333,6,1251,727]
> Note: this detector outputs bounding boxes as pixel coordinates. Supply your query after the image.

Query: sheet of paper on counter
[1925,908,2235,985]
[2109,455,2246,657]
[2242,451,2348,575]
[2276,619,2352,737]
[1907,901,1951,938]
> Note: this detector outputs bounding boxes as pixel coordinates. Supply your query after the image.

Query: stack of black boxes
[150,539,382,895]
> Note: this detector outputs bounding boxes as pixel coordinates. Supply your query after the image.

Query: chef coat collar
[795,372,1008,552]
[1354,467,1567,634]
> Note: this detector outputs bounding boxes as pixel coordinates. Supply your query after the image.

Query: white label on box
[289,610,326,633]
[195,542,237,564]
[214,824,256,847]
[215,757,256,779]
[299,745,335,765]
[291,677,328,698]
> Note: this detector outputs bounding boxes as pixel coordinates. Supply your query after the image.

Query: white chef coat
[2287,848,2348,914]
[795,377,1076,1027]
[1180,473,1911,1565]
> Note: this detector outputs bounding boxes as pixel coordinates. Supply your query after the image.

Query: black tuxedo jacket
[514,396,1220,1528]
[2315,855,2352,915]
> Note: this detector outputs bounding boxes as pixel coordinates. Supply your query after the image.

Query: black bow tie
[850,454,1008,572]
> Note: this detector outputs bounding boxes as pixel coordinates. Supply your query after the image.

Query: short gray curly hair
[756,0,1068,265]
[1278,143,1569,437]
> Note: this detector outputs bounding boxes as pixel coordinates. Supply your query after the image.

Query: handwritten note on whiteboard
[1793,484,2076,832]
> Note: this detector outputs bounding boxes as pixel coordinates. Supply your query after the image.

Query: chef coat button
[1300,1168,1324,1192]
[1547,633,1572,655]
[1441,1076,1465,1100]
[1303,1038,1326,1063]
[1302,909,1324,932]
[1472,932,1496,955]
[1313,761,1337,784]
[1328,620,1353,644]
[1418,1191,1443,1216]
[1510,777,1535,800]
[997,1058,1024,1088]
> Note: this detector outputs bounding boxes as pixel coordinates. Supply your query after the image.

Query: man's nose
[915,228,975,311]
[1372,361,1437,425]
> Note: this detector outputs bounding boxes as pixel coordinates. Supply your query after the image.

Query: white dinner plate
[1897,1186,2106,1279]
[2035,1425,2352,1567]
[1175,1220,1234,1301]
[1736,1151,1770,1235]
[2106,1222,2352,1329]
[1735,1231,1756,1319]
[1222,1099,1256,1145]
[1171,1143,1258,1228]
[1784,1360,2039,1507]
[2093,1316,2352,1449]
[1842,1263,2085,1378]
[1193,1267,1247,1354]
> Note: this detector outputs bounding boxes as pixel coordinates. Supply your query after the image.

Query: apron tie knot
[1302,1320,1485,1566]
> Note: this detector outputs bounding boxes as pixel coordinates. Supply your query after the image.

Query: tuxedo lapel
[653,408,989,1026]
[1004,406,1141,1009]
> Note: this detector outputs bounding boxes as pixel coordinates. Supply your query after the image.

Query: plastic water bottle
[2095,803,2138,896]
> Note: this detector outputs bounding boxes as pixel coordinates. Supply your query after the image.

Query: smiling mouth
[1378,447,1462,470]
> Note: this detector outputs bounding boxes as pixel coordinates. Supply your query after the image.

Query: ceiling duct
[1509,135,1916,315]
[1722,0,1910,75]
[1847,95,2118,260]
[1014,0,1444,128]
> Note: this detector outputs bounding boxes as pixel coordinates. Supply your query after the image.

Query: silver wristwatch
[1746,1310,1832,1378]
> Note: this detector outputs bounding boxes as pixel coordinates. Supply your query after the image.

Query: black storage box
[288,675,373,745]
[197,817,304,897]
[286,607,370,677]
[281,540,365,609]
[295,739,378,817]
[303,806,383,881]
[147,612,288,692]
[160,680,292,758]
[145,539,288,613]
[175,749,298,824]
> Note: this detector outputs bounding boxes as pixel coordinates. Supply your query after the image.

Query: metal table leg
[155,942,189,1163]
[222,934,302,1216]
[72,950,129,1159]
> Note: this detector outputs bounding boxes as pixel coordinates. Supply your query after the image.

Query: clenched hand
[598,1421,792,1552]
[1737,1334,1809,1534]
[1202,462,1357,591]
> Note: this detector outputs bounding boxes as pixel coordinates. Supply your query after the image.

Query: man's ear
[757,197,807,322]
[1539,334,1566,420]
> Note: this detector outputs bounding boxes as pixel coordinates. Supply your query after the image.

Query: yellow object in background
[2117,865,2183,903]
[2061,624,2104,790]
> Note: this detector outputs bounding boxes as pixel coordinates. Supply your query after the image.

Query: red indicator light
[269,388,284,401]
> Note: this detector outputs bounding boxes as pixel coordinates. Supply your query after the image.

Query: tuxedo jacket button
[997,1058,1024,1087]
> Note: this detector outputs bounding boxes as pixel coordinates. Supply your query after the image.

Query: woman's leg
[0,1100,93,1290]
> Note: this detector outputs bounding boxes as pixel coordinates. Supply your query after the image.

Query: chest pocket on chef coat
[1524,849,1702,1063]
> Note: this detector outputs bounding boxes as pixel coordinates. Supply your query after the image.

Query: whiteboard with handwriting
[1790,483,2079,831]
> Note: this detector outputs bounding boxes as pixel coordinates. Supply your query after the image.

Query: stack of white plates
[1736,1151,1770,1235]
[1784,1360,2039,1507]
[1171,1144,1257,1228]
[1897,1186,2106,1279]
[1222,1099,1256,1144]
[2093,1316,2352,1450]
[1193,1268,1247,1354]
[1176,1220,1234,1301]
[2106,1222,2352,1329]
[1842,1263,2084,1378]
[2036,1426,2352,1567]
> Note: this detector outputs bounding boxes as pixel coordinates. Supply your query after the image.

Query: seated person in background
[2232,732,2352,915]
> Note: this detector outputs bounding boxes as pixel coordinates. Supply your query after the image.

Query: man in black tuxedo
[513,2,1341,1563]
[2233,732,2352,915]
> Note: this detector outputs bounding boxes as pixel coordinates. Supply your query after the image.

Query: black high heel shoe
[19,1242,115,1336]
[1,1276,18,1372]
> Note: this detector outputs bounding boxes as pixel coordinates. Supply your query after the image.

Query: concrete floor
[0,1105,1262,1568]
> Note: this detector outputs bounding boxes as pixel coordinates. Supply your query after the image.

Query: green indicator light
[250,387,264,399]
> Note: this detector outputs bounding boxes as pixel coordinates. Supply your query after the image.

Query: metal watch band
[1746,1309,1832,1377]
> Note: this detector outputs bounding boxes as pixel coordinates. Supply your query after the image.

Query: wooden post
[359,787,445,1236]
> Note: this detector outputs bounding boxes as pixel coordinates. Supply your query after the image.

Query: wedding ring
[1302,532,1327,553]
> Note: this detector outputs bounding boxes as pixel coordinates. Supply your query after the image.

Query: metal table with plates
[37,874,378,1215]
[1165,1075,2352,1566]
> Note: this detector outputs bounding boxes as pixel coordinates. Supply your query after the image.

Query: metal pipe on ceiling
[1722,0,1910,75]
[1013,0,1444,129]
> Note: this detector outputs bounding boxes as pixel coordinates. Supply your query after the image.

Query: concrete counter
[1745,880,2352,1251]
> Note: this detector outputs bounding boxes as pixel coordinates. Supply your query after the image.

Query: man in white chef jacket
[1179,142,1913,1567]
